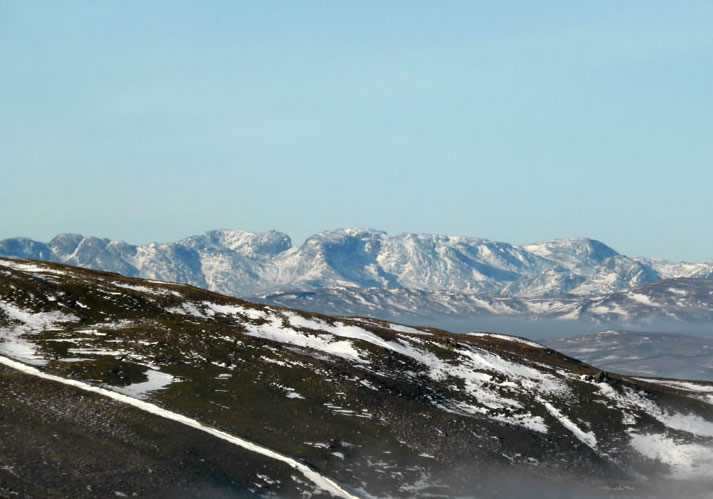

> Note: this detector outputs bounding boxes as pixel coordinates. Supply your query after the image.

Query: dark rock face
[591,371,610,383]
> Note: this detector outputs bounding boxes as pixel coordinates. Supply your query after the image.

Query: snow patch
[0,260,67,276]
[387,323,430,335]
[112,282,181,297]
[630,432,713,479]
[627,293,655,306]
[0,302,79,365]
[246,315,365,364]
[166,302,210,319]
[114,369,176,399]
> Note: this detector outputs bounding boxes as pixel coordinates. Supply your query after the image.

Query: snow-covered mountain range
[2,228,712,301]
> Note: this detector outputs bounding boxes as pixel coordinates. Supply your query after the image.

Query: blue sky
[2,1,712,261]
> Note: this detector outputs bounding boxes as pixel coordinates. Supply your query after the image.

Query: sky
[2,1,713,262]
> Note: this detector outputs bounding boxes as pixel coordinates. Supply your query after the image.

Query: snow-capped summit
[47,233,85,260]
[179,229,292,258]
[522,237,619,272]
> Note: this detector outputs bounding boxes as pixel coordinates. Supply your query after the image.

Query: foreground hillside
[2,257,713,497]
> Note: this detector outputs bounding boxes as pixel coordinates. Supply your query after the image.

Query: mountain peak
[179,229,292,258]
[304,227,388,242]
[522,238,619,270]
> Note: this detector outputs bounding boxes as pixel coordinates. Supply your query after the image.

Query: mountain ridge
[2,229,711,303]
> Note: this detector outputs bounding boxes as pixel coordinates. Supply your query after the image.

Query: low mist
[374,314,713,342]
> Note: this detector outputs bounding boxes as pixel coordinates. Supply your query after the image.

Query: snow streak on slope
[0,355,358,499]
[468,333,545,349]
[539,398,597,450]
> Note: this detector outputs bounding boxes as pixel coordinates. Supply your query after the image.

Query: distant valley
[545,330,713,382]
